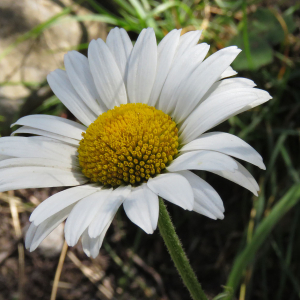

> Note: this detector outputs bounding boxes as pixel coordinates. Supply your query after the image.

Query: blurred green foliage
[0,0,299,299]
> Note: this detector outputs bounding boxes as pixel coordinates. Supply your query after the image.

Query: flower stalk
[158,198,208,300]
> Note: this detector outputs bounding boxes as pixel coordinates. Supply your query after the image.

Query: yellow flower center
[78,103,179,187]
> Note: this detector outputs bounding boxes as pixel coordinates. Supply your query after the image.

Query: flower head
[0,28,271,258]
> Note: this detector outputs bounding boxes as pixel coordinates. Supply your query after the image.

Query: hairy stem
[158,198,208,300]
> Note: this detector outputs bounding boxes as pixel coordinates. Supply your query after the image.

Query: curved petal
[82,223,110,258]
[0,136,78,165]
[177,170,224,219]
[123,183,158,234]
[173,30,202,61]
[88,39,127,108]
[158,43,210,114]
[0,166,87,192]
[11,114,86,140]
[148,29,181,106]
[88,185,131,238]
[47,69,97,126]
[64,189,113,246]
[106,27,133,82]
[12,126,79,146]
[26,205,74,252]
[147,173,194,210]
[0,154,12,161]
[30,184,100,225]
[25,222,37,250]
[219,66,237,79]
[126,28,157,104]
[167,150,238,173]
[201,77,256,104]
[211,160,259,196]
[64,51,106,114]
[172,47,242,123]
[180,132,265,169]
[180,88,272,144]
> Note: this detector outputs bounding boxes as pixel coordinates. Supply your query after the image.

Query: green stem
[158,198,208,300]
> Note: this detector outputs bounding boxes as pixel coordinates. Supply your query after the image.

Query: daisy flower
[0,28,271,258]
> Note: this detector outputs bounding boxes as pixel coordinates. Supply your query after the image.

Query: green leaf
[231,33,273,71]
[251,8,295,45]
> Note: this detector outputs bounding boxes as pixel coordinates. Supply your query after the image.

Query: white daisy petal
[30,184,100,225]
[123,183,159,234]
[201,77,256,103]
[106,27,133,83]
[148,29,182,106]
[172,47,242,123]
[158,43,210,114]
[167,150,238,173]
[88,39,127,109]
[180,132,265,169]
[0,157,77,170]
[177,170,224,219]
[126,28,157,104]
[82,221,110,258]
[0,154,11,161]
[173,30,202,61]
[12,126,79,146]
[25,222,37,250]
[64,189,112,246]
[88,185,131,238]
[11,114,86,140]
[28,205,74,252]
[193,202,219,219]
[219,66,237,79]
[47,69,97,126]
[64,51,105,115]
[180,88,272,144]
[211,160,259,196]
[0,166,87,192]
[147,173,194,210]
[81,229,98,258]
[0,137,78,164]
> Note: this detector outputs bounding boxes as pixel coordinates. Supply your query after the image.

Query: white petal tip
[87,230,98,239]
[65,235,77,247]
[260,163,266,170]
[29,245,38,252]
[83,249,91,257]
[218,214,225,220]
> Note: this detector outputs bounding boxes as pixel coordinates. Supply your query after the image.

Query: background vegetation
[0,0,299,299]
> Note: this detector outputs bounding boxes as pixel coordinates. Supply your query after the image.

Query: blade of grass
[271,239,300,298]
[276,205,300,300]
[128,0,147,19]
[279,145,300,183]
[9,193,25,300]
[146,2,193,20]
[113,0,138,16]
[264,133,287,181]
[223,183,300,299]
[50,241,68,300]
[0,81,42,88]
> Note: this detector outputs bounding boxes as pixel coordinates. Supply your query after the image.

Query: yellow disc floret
[78,103,179,187]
